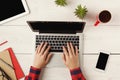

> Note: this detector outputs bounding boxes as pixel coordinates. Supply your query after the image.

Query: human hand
[62,43,79,69]
[33,42,52,69]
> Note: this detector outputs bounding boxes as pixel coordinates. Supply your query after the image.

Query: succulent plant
[55,0,67,6]
[74,5,88,19]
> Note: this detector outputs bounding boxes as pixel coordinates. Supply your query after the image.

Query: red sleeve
[25,66,41,80]
[70,67,86,80]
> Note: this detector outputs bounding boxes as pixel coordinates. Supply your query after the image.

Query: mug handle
[94,20,100,26]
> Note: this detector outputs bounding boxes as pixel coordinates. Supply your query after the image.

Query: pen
[0,40,8,46]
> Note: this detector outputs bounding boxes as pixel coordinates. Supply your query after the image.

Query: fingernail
[42,42,44,44]
[75,46,78,48]
[67,42,69,45]
[45,42,48,44]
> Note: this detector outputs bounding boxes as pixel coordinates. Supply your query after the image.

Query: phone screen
[96,52,109,70]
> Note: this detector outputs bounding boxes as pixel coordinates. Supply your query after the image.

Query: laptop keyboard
[36,35,79,52]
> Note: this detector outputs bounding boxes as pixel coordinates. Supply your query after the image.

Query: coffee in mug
[94,10,111,26]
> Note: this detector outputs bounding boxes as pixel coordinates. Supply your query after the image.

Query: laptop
[0,0,29,25]
[27,21,86,67]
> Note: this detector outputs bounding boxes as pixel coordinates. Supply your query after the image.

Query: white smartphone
[96,51,110,70]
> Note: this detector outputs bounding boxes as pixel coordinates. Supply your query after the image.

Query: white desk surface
[0,0,120,80]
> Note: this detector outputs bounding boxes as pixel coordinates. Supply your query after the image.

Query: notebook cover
[7,48,25,79]
[0,50,17,80]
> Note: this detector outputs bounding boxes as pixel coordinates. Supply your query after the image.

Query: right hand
[62,43,80,69]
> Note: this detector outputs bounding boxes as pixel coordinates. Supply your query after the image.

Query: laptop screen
[0,0,29,24]
[27,21,86,33]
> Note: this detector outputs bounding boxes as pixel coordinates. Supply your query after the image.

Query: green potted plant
[74,5,88,19]
[55,0,67,6]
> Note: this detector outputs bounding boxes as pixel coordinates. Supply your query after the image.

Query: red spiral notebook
[6,48,25,79]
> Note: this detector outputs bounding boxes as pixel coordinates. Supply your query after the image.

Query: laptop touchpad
[46,54,65,67]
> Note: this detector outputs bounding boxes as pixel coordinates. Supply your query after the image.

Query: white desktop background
[0,0,120,80]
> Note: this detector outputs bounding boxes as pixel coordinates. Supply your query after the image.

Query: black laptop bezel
[27,21,86,33]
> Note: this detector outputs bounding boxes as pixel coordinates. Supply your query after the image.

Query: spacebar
[50,50,63,52]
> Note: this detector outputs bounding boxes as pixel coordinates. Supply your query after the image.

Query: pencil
[0,41,8,46]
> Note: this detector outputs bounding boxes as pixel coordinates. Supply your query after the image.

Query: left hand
[33,42,53,69]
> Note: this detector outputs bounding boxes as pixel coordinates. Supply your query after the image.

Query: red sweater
[25,66,86,80]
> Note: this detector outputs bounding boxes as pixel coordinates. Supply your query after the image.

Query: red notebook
[7,48,25,79]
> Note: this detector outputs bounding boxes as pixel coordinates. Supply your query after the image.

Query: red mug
[94,10,111,26]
